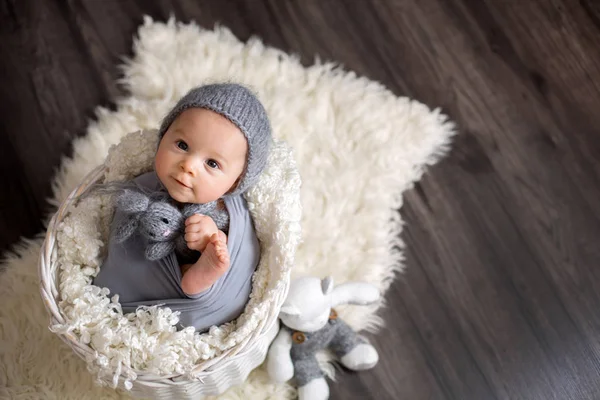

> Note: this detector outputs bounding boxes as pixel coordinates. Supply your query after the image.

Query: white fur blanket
[0,16,455,400]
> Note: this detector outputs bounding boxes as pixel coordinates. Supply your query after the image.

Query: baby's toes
[217,247,229,260]
[210,233,222,245]
[212,235,225,249]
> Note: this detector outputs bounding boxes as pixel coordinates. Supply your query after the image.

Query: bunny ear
[145,241,175,261]
[280,304,301,317]
[321,276,334,295]
[116,189,150,213]
[113,214,140,243]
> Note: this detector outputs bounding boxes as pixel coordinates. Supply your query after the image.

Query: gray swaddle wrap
[93,172,260,332]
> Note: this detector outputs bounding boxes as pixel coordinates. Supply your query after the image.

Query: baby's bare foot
[200,234,230,273]
[180,233,230,295]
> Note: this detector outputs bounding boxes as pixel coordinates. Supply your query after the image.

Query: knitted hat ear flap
[157,83,272,196]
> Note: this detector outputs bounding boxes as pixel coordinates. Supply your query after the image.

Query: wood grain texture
[1,1,600,399]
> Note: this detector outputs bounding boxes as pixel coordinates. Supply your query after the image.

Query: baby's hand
[184,214,219,252]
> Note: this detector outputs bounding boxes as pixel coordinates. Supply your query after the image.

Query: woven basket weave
[38,163,289,399]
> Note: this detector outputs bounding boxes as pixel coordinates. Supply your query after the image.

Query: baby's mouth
[174,177,191,189]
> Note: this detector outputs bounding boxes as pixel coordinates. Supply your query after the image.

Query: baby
[93,83,271,331]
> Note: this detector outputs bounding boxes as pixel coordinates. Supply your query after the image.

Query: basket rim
[38,162,292,384]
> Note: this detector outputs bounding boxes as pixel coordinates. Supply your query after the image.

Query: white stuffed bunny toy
[267,276,380,400]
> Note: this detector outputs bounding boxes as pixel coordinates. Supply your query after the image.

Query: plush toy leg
[340,342,379,370]
[293,355,326,389]
[293,355,330,399]
[329,318,379,371]
[298,377,329,400]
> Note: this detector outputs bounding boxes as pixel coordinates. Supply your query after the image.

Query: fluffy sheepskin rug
[0,16,455,400]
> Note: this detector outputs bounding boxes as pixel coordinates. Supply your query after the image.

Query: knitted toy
[266,276,380,400]
[112,187,228,262]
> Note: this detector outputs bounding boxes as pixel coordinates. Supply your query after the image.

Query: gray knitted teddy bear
[112,187,228,262]
[267,276,380,400]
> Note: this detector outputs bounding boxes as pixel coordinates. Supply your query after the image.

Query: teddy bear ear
[280,304,301,317]
[321,276,334,295]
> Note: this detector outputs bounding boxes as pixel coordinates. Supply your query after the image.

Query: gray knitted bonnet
[158,83,272,196]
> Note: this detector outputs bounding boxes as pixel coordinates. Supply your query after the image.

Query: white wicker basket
[38,158,294,399]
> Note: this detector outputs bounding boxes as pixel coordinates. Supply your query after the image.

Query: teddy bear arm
[267,328,294,383]
[331,282,380,307]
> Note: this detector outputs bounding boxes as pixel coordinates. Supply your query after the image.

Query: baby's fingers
[185,214,206,226]
[185,218,212,235]
[185,232,205,242]
[185,223,202,234]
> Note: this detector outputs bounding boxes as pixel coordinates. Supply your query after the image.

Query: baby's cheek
[154,145,172,180]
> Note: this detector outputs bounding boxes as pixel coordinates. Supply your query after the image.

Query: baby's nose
[180,157,199,175]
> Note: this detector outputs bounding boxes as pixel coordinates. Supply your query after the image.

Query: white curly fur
[0,16,455,399]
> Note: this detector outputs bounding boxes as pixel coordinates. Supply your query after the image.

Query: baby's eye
[176,140,188,151]
[206,159,220,169]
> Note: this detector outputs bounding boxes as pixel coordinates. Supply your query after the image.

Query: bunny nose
[163,229,171,237]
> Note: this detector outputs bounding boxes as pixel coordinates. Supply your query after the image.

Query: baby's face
[155,108,248,204]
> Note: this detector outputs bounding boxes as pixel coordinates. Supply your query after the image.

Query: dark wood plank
[2,1,600,399]
[382,0,600,398]
[385,1,600,398]
[0,0,123,250]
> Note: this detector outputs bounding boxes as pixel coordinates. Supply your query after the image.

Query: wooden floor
[2,0,600,399]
